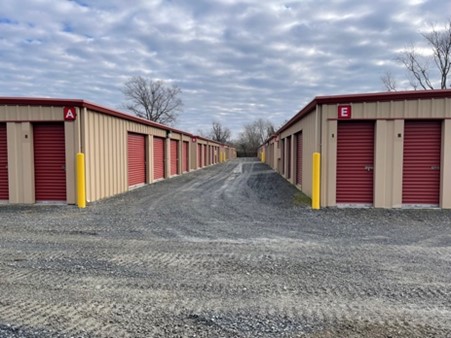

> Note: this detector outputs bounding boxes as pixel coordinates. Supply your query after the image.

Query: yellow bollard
[312,152,320,210]
[76,153,86,208]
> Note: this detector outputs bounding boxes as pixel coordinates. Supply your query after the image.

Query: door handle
[364,165,374,171]
[431,166,440,171]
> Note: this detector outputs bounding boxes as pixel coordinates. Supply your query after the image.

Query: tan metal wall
[279,109,319,197]
[195,139,208,169]
[190,139,199,170]
[82,109,167,203]
[320,98,451,208]
[0,103,237,205]
[0,105,79,204]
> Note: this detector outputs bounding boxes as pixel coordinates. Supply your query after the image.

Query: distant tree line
[233,118,275,157]
[121,76,276,158]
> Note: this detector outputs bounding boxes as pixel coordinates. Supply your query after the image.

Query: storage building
[261,90,451,208]
[0,97,235,205]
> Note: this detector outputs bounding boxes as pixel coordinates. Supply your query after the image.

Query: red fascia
[0,96,233,149]
[0,96,191,136]
[277,89,451,134]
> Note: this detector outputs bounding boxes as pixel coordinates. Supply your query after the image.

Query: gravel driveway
[0,158,450,337]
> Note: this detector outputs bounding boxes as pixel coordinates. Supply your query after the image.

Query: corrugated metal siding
[127,133,146,187]
[286,137,291,179]
[83,110,167,202]
[296,132,303,185]
[336,121,374,203]
[170,140,179,176]
[153,137,165,180]
[0,123,8,200]
[182,141,189,172]
[270,143,274,168]
[402,120,441,204]
[0,105,66,121]
[34,123,66,201]
[281,139,285,175]
[321,98,451,121]
[277,111,318,196]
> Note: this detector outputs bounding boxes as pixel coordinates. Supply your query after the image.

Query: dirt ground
[0,158,450,337]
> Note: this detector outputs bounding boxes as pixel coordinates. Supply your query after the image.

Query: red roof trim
[0,97,86,107]
[0,97,173,130]
[277,89,451,134]
[0,96,232,147]
[192,135,224,146]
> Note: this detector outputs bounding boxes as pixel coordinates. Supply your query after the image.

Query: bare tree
[122,76,183,125]
[381,71,397,91]
[396,20,451,90]
[209,121,231,144]
[235,118,275,157]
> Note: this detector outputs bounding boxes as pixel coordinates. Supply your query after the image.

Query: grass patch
[293,192,312,206]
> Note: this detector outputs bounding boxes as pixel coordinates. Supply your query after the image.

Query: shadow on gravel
[245,163,304,208]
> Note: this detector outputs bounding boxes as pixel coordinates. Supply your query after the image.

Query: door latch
[364,165,374,172]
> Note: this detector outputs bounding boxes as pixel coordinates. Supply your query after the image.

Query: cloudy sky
[1,0,450,137]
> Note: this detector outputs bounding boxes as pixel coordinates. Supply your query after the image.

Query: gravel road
[0,158,450,337]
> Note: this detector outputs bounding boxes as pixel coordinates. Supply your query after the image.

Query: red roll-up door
[153,137,165,180]
[286,137,291,179]
[204,145,207,166]
[281,139,285,174]
[170,140,179,176]
[34,123,66,201]
[296,132,303,185]
[182,141,189,172]
[128,133,146,187]
[198,144,202,168]
[336,121,374,204]
[402,120,441,205]
[0,124,8,200]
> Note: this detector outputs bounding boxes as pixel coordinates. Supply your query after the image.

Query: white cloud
[0,0,450,137]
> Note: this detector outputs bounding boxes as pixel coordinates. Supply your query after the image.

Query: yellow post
[261,151,266,163]
[312,152,320,210]
[76,153,86,209]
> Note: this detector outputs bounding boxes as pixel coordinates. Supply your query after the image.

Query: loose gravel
[0,158,450,337]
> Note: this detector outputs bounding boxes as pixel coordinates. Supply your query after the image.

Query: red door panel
[286,137,291,179]
[336,121,374,204]
[128,133,146,187]
[0,124,8,200]
[153,137,165,180]
[296,132,303,185]
[170,140,179,176]
[281,139,285,175]
[34,123,66,201]
[403,120,441,204]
